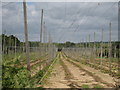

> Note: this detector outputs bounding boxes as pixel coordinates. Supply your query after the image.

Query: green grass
[2,52,48,66]
[2,51,53,88]
[2,54,54,88]
[81,84,89,88]
[95,57,118,63]
[93,84,103,88]
[116,72,120,78]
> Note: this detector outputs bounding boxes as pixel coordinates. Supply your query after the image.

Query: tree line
[1,34,119,58]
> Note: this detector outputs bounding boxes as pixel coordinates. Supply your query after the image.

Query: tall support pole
[22,39,25,53]
[88,34,91,64]
[39,9,43,57]
[23,0,30,71]
[40,9,43,43]
[81,39,83,58]
[81,39,82,57]
[15,35,16,59]
[43,22,46,43]
[80,39,81,57]
[84,38,86,58]
[119,1,120,42]
[11,35,13,54]
[114,40,116,58]
[43,22,46,53]
[82,38,85,58]
[82,39,84,58]
[89,34,90,48]
[93,32,96,66]
[48,33,52,62]
[3,30,6,54]
[8,34,12,56]
[45,29,48,51]
[109,22,112,74]
[118,1,120,87]
[100,29,103,69]
[86,36,88,64]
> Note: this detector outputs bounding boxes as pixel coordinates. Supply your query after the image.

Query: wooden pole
[100,29,103,68]
[89,34,91,64]
[89,34,90,48]
[39,9,43,57]
[118,2,120,87]
[23,0,30,71]
[40,9,43,43]
[43,22,46,53]
[85,36,88,64]
[45,25,48,52]
[43,22,46,43]
[8,34,11,56]
[3,30,6,54]
[22,39,25,53]
[48,33,51,63]
[15,35,16,59]
[119,1,120,42]
[109,22,112,74]
[114,40,116,58]
[94,32,96,66]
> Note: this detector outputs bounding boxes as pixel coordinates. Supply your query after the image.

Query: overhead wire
[77,2,117,42]
[58,2,117,43]
[2,2,14,7]
[74,2,117,33]
[58,3,96,42]
[57,2,88,42]
[73,3,100,32]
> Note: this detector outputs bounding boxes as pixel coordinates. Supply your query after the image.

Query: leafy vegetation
[2,65,31,88]
[81,84,89,88]
[93,84,103,88]
[2,56,52,88]
[2,49,56,88]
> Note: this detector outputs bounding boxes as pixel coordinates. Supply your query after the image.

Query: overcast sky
[2,2,118,43]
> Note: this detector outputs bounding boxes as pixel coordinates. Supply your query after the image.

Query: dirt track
[43,52,115,88]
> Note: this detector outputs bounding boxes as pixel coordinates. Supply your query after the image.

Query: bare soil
[43,59,70,88]
[43,52,116,88]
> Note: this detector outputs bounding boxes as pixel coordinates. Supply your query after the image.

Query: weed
[93,84,103,88]
[81,84,89,88]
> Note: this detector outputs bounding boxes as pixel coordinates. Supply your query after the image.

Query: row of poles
[63,2,120,78]
[2,1,120,73]
[63,21,119,75]
[23,0,56,71]
[2,0,56,72]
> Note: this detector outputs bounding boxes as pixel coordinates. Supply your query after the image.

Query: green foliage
[2,53,21,66]
[2,53,45,88]
[65,41,75,47]
[116,72,120,78]
[55,41,76,48]
[29,41,40,47]
[81,84,89,88]
[2,65,32,88]
[2,53,52,88]
[31,70,44,86]
[1,34,21,47]
[2,61,47,88]
[93,84,103,88]
[1,34,21,54]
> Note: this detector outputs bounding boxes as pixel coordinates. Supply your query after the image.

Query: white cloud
[2,2,118,42]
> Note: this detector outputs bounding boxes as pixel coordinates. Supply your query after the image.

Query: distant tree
[1,34,21,54]
[65,41,75,47]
